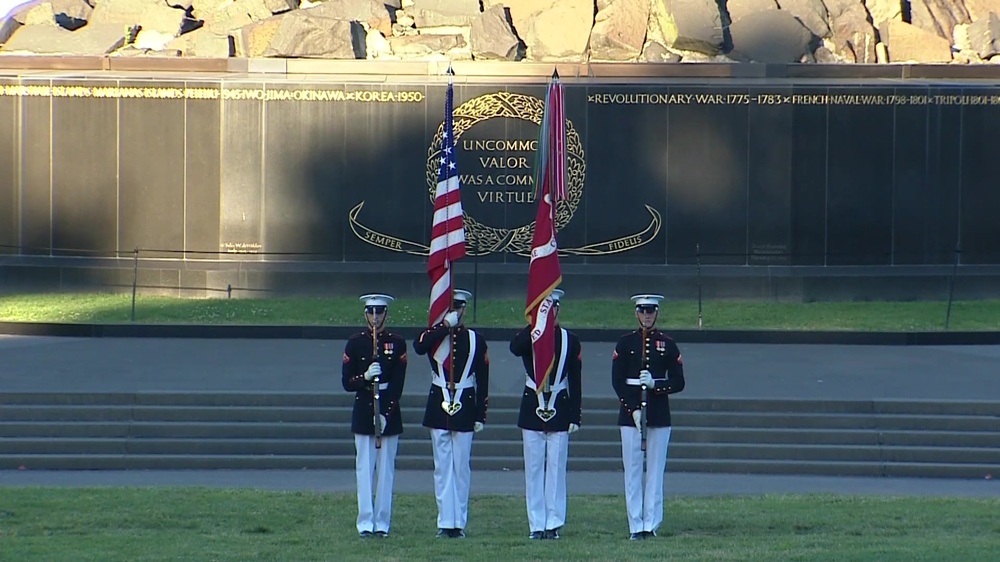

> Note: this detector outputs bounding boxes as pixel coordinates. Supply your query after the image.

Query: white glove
[474,421,484,433]
[631,410,642,430]
[639,370,654,388]
[364,362,381,381]
[443,310,461,327]
[378,414,387,431]
[568,423,579,434]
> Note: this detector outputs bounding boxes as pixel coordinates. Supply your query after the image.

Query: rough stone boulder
[651,0,724,55]
[522,0,593,61]
[729,9,813,62]
[862,0,902,28]
[194,0,298,35]
[166,27,233,56]
[879,20,953,62]
[112,45,183,56]
[641,39,681,61]
[470,4,520,60]
[909,0,971,41]
[1,23,134,55]
[776,0,828,38]
[589,0,651,61]
[14,0,92,30]
[388,32,467,58]
[89,0,192,37]
[966,0,1000,22]
[0,18,21,44]
[238,11,362,58]
[409,0,482,28]
[303,0,392,37]
[481,0,548,37]
[365,29,393,59]
[827,0,877,63]
[968,12,1000,59]
[726,0,776,24]
[135,29,179,50]
[262,0,300,14]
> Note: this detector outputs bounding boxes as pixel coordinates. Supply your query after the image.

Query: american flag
[525,71,566,392]
[427,66,467,369]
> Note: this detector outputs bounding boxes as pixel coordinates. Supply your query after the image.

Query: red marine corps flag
[427,65,467,369]
[525,70,567,392]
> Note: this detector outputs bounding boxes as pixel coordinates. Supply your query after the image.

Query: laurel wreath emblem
[425,91,586,255]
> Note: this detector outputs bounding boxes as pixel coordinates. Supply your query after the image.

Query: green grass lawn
[1,489,997,561]
[2,293,999,331]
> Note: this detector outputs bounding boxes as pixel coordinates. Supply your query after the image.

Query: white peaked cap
[453,289,473,303]
[631,294,664,307]
[550,289,564,303]
[360,294,394,307]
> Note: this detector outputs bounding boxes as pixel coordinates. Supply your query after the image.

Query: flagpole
[525,68,565,395]
[445,62,456,391]
[427,60,467,393]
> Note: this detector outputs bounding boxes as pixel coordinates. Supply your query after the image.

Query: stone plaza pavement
[1,334,999,497]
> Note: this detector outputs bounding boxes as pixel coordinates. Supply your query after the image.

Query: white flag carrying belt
[525,328,569,422]
[431,329,476,416]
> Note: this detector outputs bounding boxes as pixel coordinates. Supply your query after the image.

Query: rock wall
[2,0,1000,64]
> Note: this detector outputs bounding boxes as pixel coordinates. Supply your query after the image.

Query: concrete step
[5,393,1000,417]
[1,454,994,479]
[3,392,999,479]
[5,438,998,466]
[5,422,1000,449]
[673,412,1000,432]
[4,405,999,434]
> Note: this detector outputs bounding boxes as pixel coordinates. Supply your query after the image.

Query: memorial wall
[1,76,999,279]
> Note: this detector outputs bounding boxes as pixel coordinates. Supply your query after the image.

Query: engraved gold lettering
[0,84,423,103]
[476,190,535,203]
[461,139,537,151]
[607,235,643,252]
[495,174,533,186]
[584,90,1000,106]
[220,242,262,254]
[478,156,530,169]
[364,232,402,250]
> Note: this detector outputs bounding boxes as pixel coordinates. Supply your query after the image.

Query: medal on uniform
[442,400,462,415]
[535,406,556,422]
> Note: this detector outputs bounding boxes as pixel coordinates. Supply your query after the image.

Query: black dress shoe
[359,531,373,538]
[451,528,466,538]
[436,528,449,538]
[529,531,545,540]
[629,532,644,541]
[544,528,560,540]
[374,531,389,538]
[644,530,656,538]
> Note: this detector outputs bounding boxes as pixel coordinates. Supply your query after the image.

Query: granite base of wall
[2,257,999,302]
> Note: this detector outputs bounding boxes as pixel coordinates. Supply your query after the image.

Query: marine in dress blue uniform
[341,294,407,538]
[509,289,583,540]
[611,294,686,540]
[412,289,490,538]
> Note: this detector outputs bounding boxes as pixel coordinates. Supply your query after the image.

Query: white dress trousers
[619,425,673,534]
[430,428,475,529]
[354,434,399,534]
[522,429,570,533]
